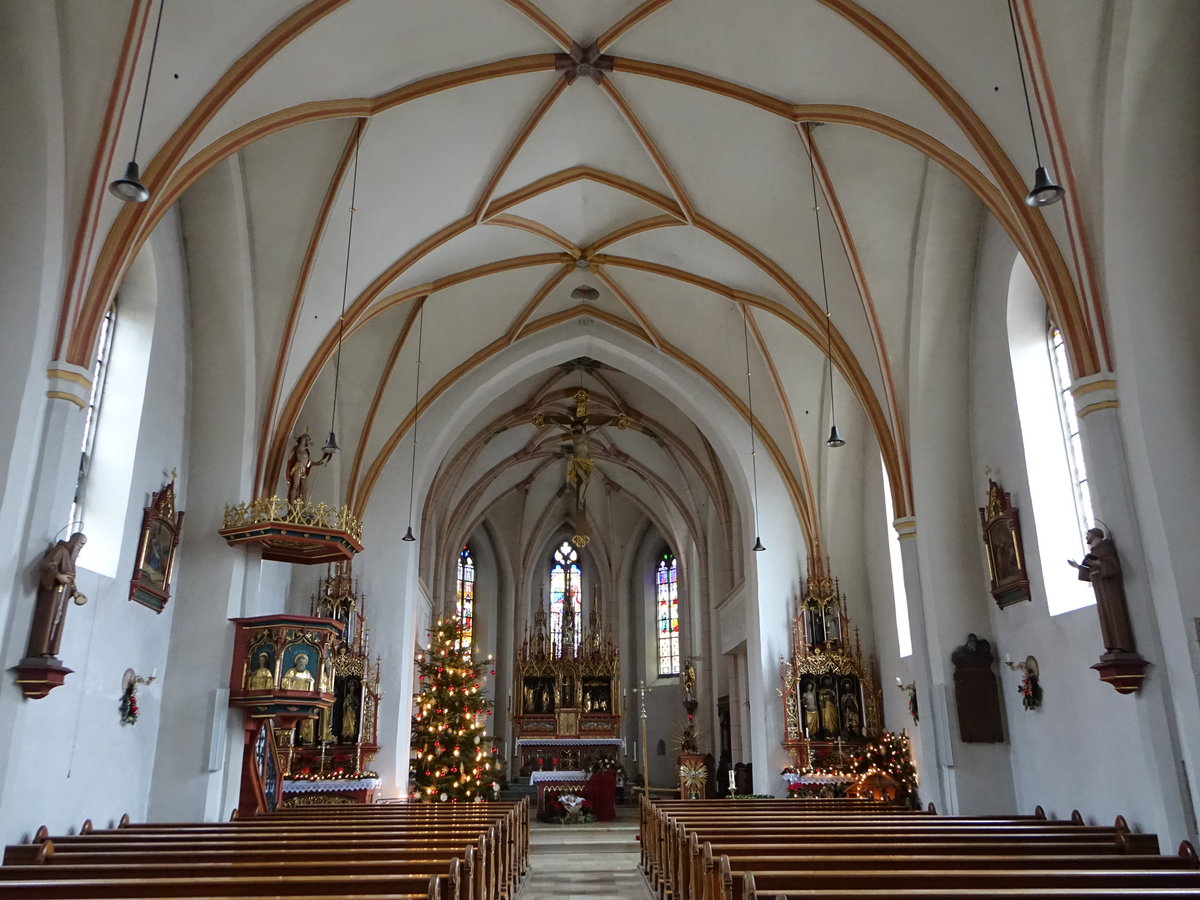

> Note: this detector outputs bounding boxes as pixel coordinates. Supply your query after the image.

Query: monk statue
[25,532,88,660]
[285,432,332,504]
[1069,527,1137,654]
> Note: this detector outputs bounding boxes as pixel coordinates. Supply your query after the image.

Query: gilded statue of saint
[801,682,820,736]
[248,652,275,691]
[818,681,838,734]
[281,652,315,691]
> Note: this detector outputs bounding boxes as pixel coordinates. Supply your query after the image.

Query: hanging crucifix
[532,389,630,541]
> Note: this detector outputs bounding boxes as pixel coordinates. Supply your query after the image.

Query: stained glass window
[455,546,474,651]
[550,541,581,655]
[656,550,680,676]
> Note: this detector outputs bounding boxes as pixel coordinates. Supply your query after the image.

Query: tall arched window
[69,302,117,532]
[1008,258,1095,614]
[1049,323,1093,542]
[550,541,581,655]
[455,546,474,651]
[656,550,680,677]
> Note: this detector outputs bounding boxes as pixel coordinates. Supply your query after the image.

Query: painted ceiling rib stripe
[352,304,815,549]
[484,166,685,221]
[345,297,424,510]
[67,0,351,364]
[799,123,912,516]
[813,0,1095,376]
[59,0,153,358]
[489,215,580,255]
[598,80,696,223]
[589,215,682,253]
[596,0,675,52]
[1014,0,1110,374]
[504,264,574,345]
[590,269,661,350]
[745,308,818,546]
[503,0,573,51]
[256,117,364,497]
[472,79,569,224]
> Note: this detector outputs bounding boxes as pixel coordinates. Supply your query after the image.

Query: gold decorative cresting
[219,496,363,564]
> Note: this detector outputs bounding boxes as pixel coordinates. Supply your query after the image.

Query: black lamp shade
[322,431,340,454]
[752,536,766,552]
[402,526,416,542]
[825,425,846,448]
[109,161,150,203]
[1025,165,1065,207]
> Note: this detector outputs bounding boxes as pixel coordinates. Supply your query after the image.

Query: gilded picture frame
[129,480,184,613]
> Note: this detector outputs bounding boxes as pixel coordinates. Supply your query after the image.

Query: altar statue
[285,432,332,504]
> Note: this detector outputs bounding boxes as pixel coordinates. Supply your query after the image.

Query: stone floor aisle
[518,806,655,900]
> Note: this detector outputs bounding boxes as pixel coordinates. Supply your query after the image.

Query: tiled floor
[519,806,656,900]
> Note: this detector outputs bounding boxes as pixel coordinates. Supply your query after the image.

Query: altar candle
[728,769,737,795]
[633,742,637,762]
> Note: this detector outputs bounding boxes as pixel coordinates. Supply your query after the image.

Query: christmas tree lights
[855,730,920,808]
[410,617,498,802]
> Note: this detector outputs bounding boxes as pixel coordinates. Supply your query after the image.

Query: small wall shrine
[512,603,623,773]
[779,560,882,770]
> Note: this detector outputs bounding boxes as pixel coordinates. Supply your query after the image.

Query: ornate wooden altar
[512,604,622,773]
[280,562,383,805]
[779,561,882,768]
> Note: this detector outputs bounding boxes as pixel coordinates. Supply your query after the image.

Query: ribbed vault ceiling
[64,0,1095,569]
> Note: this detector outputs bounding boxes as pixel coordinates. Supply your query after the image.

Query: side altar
[280,562,383,805]
[779,560,882,774]
[512,604,622,774]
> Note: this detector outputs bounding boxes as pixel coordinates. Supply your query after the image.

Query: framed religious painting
[129,479,184,612]
[978,478,1030,609]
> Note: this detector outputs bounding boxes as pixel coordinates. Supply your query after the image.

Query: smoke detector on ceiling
[570,285,599,302]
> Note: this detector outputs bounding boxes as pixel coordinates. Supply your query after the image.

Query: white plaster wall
[970,214,1151,829]
[0,207,191,842]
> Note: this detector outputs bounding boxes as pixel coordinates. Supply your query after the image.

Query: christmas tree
[856,730,920,808]
[410,617,498,802]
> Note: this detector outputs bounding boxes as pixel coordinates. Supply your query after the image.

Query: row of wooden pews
[640,796,1200,900]
[0,798,528,900]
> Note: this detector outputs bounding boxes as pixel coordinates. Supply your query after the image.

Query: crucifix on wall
[532,389,630,541]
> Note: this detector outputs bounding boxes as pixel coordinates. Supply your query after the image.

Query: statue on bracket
[10,532,89,698]
[1068,527,1149,694]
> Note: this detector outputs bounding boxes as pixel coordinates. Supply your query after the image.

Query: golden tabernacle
[512,603,622,773]
[779,559,882,768]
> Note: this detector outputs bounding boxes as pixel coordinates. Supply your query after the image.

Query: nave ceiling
[56,0,1104,570]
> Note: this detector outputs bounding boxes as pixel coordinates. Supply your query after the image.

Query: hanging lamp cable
[402,303,425,541]
[742,306,765,551]
[130,0,166,166]
[327,126,361,449]
[808,130,844,447]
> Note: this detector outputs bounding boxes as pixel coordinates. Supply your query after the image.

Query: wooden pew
[642,797,1183,900]
[1,800,530,900]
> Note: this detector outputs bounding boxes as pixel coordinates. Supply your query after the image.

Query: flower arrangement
[120,683,139,725]
[545,792,594,824]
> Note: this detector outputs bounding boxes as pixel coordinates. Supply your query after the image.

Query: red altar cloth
[583,769,616,821]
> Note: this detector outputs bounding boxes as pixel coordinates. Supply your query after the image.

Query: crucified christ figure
[532,389,630,516]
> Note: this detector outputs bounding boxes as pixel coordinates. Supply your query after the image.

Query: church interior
[2,0,1199,869]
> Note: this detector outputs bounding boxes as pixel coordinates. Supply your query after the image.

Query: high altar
[512,603,623,774]
[779,561,882,772]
